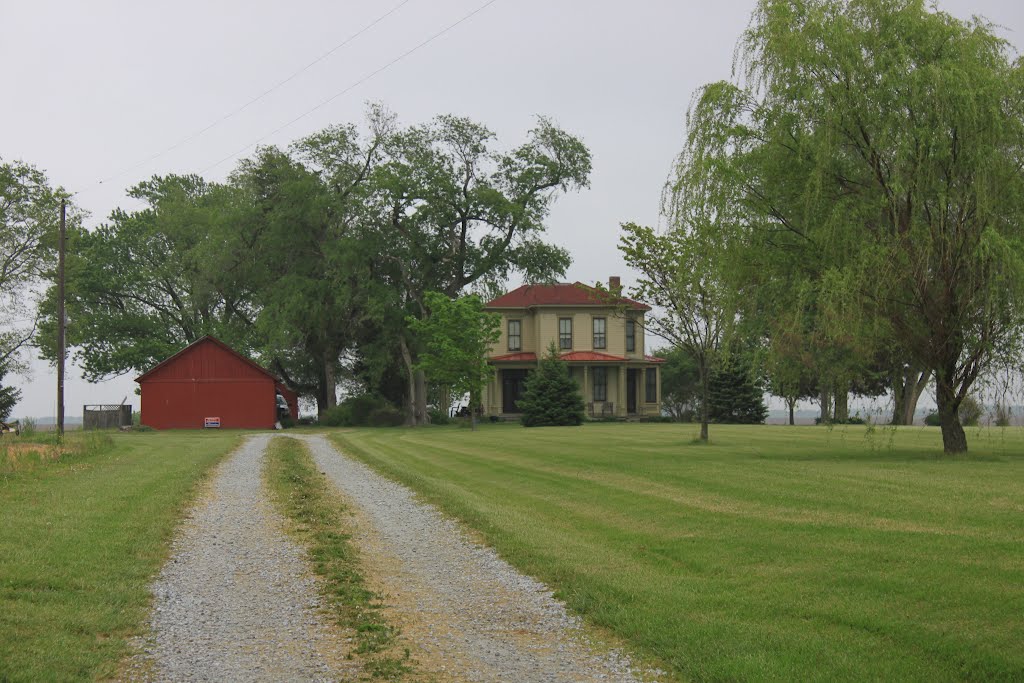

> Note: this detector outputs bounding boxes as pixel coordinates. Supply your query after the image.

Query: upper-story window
[593,317,606,349]
[625,319,635,353]
[508,320,521,351]
[559,318,573,349]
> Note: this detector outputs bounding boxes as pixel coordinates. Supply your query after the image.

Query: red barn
[135,336,298,430]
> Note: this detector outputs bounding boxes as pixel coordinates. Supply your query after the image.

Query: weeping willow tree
[680,0,1024,453]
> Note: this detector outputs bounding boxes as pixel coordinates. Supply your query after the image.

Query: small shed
[135,336,298,430]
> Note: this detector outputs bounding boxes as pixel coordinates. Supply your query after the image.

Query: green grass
[264,436,415,680]
[330,423,1024,682]
[0,430,241,682]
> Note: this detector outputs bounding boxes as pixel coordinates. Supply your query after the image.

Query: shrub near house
[518,344,586,427]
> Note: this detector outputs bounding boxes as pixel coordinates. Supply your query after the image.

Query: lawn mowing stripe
[0,431,241,682]
[330,425,1024,682]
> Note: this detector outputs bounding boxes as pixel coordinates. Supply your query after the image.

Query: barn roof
[135,336,282,383]
[485,283,650,311]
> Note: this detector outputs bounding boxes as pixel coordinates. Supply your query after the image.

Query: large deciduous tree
[688,0,1024,452]
[370,115,590,424]
[229,111,390,415]
[38,175,252,379]
[1,158,68,387]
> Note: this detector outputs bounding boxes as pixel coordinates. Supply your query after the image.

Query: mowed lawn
[331,423,1024,682]
[0,431,241,682]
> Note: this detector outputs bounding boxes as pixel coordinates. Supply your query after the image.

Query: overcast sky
[3,0,1023,419]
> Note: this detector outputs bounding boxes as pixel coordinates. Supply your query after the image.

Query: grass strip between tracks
[264,436,416,681]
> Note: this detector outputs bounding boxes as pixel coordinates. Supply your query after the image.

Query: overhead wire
[95,0,414,188]
[198,0,501,175]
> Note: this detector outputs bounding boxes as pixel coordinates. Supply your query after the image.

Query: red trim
[560,351,628,362]
[644,355,667,363]
[489,352,538,362]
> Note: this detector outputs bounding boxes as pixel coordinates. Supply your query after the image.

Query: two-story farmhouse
[483,277,663,419]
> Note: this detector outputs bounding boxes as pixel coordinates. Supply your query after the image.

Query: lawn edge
[326,429,672,683]
[108,431,247,682]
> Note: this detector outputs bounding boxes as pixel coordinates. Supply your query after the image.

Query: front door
[627,369,638,414]
[502,369,530,413]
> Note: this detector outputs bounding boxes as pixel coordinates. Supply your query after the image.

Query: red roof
[560,351,628,362]
[490,352,538,362]
[485,283,650,311]
[135,336,281,383]
[645,355,667,363]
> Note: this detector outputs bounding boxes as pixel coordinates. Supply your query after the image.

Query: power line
[199,0,501,175]
[96,0,413,188]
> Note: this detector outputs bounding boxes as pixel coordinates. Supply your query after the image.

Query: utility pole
[57,200,66,440]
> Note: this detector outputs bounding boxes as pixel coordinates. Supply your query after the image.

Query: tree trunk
[440,386,452,418]
[891,367,930,425]
[399,337,417,426]
[414,369,429,425]
[833,384,848,423]
[819,387,832,425]
[322,351,337,411]
[936,373,967,454]
[314,353,337,417]
[904,369,930,426]
[787,396,796,426]
[891,375,907,425]
[698,357,709,441]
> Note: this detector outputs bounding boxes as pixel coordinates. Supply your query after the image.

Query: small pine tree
[707,358,768,424]
[518,343,585,427]
[0,362,21,422]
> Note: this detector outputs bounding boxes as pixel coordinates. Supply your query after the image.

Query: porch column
[618,364,627,417]
[583,365,590,407]
[493,368,501,414]
[656,364,662,409]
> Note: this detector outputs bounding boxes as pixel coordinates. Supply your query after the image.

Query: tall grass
[1,430,115,475]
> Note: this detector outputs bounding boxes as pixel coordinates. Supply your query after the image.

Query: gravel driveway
[297,433,649,683]
[132,434,354,682]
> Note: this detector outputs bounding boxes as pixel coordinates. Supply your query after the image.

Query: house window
[645,368,657,403]
[593,317,606,349]
[625,319,635,353]
[559,318,572,349]
[508,320,521,351]
[593,367,607,401]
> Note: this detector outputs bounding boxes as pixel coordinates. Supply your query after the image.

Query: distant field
[0,430,240,682]
[331,423,1024,682]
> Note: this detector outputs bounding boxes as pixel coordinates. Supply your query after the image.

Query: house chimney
[609,276,621,293]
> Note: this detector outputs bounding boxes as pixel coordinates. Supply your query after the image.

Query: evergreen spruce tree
[707,358,767,424]
[0,362,20,421]
[518,343,585,427]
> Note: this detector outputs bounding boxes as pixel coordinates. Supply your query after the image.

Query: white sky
[3,0,1022,419]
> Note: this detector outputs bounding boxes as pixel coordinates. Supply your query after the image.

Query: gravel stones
[137,434,352,682]
[297,434,648,683]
